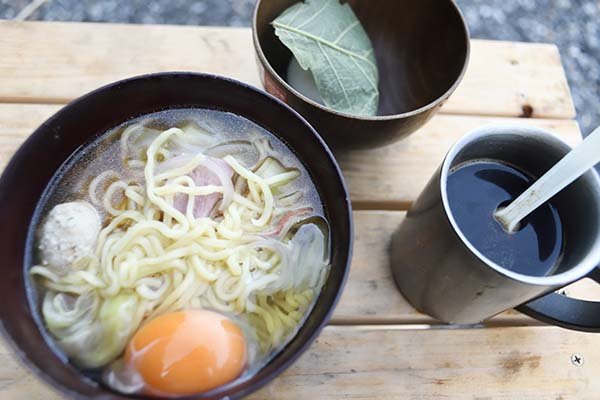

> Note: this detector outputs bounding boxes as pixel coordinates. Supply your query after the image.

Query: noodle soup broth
[27,108,331,397]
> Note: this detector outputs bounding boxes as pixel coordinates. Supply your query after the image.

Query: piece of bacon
[262,207,313,237]
[173,157,233,218]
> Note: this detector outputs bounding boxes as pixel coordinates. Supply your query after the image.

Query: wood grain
[2,326,598,400]
[333,211,596,325]
[0,21,592,400]
[0,21,260,104]
[446,40,575,119]
[0,21,575,119]
[251,326,600,400]
[333,211,419,324]
[0,105,582,209]
[0,104,62,170]
[338,115,581,209]
[562,278,600,302]
[333,211,544,325]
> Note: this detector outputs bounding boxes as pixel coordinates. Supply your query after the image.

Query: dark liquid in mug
[446,161,564,276]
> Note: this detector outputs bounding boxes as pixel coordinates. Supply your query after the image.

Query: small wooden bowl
[253,0,470,149]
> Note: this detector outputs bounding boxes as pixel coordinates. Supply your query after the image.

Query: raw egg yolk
[125,310,247,396]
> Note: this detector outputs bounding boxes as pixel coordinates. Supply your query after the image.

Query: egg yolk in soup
[126,310,247,396]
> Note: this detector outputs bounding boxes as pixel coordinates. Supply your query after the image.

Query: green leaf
[273,0,379,116]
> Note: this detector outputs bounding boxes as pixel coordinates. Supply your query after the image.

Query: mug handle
[516,267,600,332]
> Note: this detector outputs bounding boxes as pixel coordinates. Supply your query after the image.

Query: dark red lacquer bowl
[0,73,353,399]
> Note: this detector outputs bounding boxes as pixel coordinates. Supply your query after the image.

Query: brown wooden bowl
[253,0,470,149]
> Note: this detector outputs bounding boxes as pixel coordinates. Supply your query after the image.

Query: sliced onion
[206,140,255,165]
[201,157,234,212]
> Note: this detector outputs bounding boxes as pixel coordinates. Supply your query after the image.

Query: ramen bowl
[253,0,470,149]
[0,73,353,399]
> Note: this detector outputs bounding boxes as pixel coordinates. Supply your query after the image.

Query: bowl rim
[252,0,472,121]
[0,71,354,400]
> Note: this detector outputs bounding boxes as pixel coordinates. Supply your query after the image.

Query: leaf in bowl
[273,0,380,116]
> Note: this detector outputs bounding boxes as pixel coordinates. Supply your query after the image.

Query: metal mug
[390,124,600,331]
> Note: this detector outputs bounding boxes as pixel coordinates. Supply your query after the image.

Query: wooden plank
[0,105,582,209]
[0,104,62,170]
[338,115,581,209]
[446,40,575,119]
[333,211,535,325]
[334,211,594,325]
[0,22,260,104]
[333,211,417,323]
[252,326,599,400]
[2,326,598,399]
[0,21,575,119]
[562,278,600,302]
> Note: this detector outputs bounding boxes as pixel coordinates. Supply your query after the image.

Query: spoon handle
[496,126,600,232]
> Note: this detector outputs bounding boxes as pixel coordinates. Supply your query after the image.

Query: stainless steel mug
[390,124,600,331]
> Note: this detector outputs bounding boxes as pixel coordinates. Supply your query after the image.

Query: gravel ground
[1,0,598,134]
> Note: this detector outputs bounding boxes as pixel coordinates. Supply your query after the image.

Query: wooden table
[1,21,599,399]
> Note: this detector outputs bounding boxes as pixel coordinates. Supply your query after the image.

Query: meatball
[39,201,101,274]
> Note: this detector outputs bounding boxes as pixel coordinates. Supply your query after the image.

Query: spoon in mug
[495,125,600,233]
